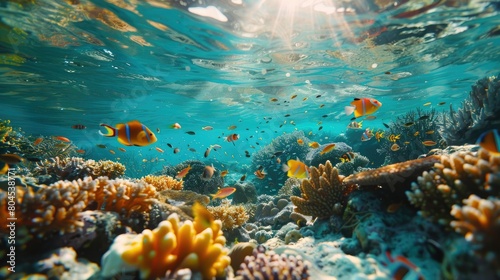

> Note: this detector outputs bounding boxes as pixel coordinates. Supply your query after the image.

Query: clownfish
[344,98,382,119]
[226,133,240,145]
[99,120,157,147]
[361,129,374,141]
[282,159,309,179]
[476,129,500,155]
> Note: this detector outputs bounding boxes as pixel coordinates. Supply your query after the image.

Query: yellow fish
[476,129,500,155]
[375,131,384,142]
[192,202,214,231]
[282,159,309,179]
[320,143,336,155]
[388,134,401,143]
[344,98,382,118]
[309,141,320,149]
[100,120,157,146]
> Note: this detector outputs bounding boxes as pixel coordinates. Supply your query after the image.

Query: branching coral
[451,195,500,273]
[0,119,12,143]
[235,245,310,280]
[291,160,350,218]
[140,175,183,191]
[33,157,125,184]
[101,204,230,280]
[0,176,158,236]
[406,148,500,225]
[438,74,500,145]
[207,200,249,231]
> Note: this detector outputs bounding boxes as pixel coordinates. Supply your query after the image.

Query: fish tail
[344,106,355,116]
[99,124,116,137]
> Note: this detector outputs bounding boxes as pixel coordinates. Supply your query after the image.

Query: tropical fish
[423,102,431,106]
[476,129,500,155]
[96,144,107,148]
[192,201,214,229]
[282,159,309,179]
[386,202,403,213]
[391,143,400,151]
[339,152,355,163]
[155,147,164,153]
[403,122,415,127]
[425,130,434,135]
[291,94,297,99]
[364,115,377,120]
[227,125,237,130]
[254,169,266,179]
[202,126,213,131]
[201,165,216,181]
[211,187,237,199]
[240,174,247,181]
[173,148,180,154]
[0,162,9,175]
[33,137,43,146]
[320,143,336,155]
[309,142,320,149]
[176,165,191,179]
[414,131,420,137]
[204,147,211,158]
[220,170,229,177]
[361,129,374,141]
[226,133,240,145]
[99,120,157,147]
[347,120,363,129]
[0,154,23,164]
[72,124,86,129]
[157,128,161,133]
[185,131,196,135]
[380,250,425,280]
[270,98,278,102]
[109,149,116,155]
[118,148,126,152]
[375,131,384,142]
[418,116,430,121]
[438,102,446,105]
[76,149,86,154]
[422,140,437,146]
[383,123,390,128]
[388,134,401,143]
[211,144,222,151]
[54,136,71,142]
[170,123,181,129]
[344,98,382,118]
[297,139,304,146]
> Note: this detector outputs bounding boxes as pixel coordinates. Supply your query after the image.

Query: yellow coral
[141,175,183,191]
[102,203,230,280]
[0,119,12,142]
[207,200,249,230]
[291,160,351,219]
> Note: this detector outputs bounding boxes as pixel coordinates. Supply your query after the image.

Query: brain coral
[101,203,230,280]
[406,148,500,225]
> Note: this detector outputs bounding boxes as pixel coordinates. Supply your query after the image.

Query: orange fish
[347,121,363,130]
[282,159,309,179]
[309,142,320,149]
[227,125,237,130]
[211,187,236,199]
[297,139,304,146]
[339,152,355,163]
[425,130,434,135]
[202,165,216,181]
[155,147,164,153]
[33,137,43,146]
[76,149,85,154]
[361,129,374,141]
[100,120,157,147]
[176,165,192,179]
[220,170,229,177]
[109,149,115,155]
[344,98,382,118]
[391,143,400,151]
[170,123,181,129]
[422,140,437,146]
[226,133,240,145]
[118,147,126,152]
[375,131,384,142]
[0,154,23,164]
[320,143,336,155]
[54,136,71,142]
[364,115,377,120]
[254,169,266,179]
[476,129,500,155]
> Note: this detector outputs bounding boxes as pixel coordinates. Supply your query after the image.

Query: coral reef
[0,119,12,143]
[33,157,125,184]
[291,161,351,219]
[335,152,370,176]
[406,148,500,225]
[235,245,310,280]
[251,131,311,195]
[438,74,500,145]
[450,194,500,274]
[306,142,352,167]
[101,205,230,280]
[159,160,223,195]
[278,177,302,197]
[231,181,258,204]
[140,175,183,191]
[207,200,249,231]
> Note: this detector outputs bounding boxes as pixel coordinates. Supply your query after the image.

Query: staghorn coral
[207,200,249,231]
[140,175,183,191]
[0,176,158,236]
[439,74,500,145]
[291,160,350,219]
[343,155,441,192]
[406,148,500,225]
[101,205,230,280]
[33,157,125,184]
[235,245,310,280]
[451,195,500,274]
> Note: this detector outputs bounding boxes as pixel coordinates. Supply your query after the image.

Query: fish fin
[99,124,116,137]
[281,164,290,172]
[344,106,355,116]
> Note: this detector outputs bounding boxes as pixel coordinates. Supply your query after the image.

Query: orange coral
[207,200,249,230]
[141,175,183,191]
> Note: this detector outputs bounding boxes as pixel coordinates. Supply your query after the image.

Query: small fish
[211,144,222,151]
[173,148,180,154]
[33,137,43,146]
[76,149,86,154]
[302,97,308,101]
[142,158,148,162]
[227,125,237,130]
[155,147,164,153]
[476,129,500,155]
[386,202,403,213]
[109,149,116,155]
[167,143,173,148]
[284,114,291,117]
[202,165,216,181]
[297,139,304,146]
[361,129,374,142]
[318,126,323,131]
[291,94,297,99]
[254,169,266,179]
[170,123,182,129]
[118,147,126,152]
[176,165,192,179]
[226,133,240,145]
[438,102,446,105]
[211,187,236,199]
[319,104,325,108]
[55,136,71,142]
[422,140,437,146]
[391,143,400,151]
[423,102,431,106]
[320,143,336,155]
[404,141,410,145]
[385,71,391,75]
[270,98,278,102]
[282,159,309,179]
[375,131,384,142]
[100,120,157,146]
[157,128,161,133]
[0,162,8,175]
[240,174,247,181]
[276,158,281,164]
[381,250,425,280]
[364,115,377,120]
[72,124,86,130]
[96,144,107,149]
[414,131,420,137]
[388,134,401,143]
[309,142,320,149]
[202,126,213,131]
[185,131,196,135]
[339,152,355,163]
[189,148,197,152]
[322,114,328,118]
[220,170,229,177]
[204,147,211,158]
[344,97,382,118]
[425,130,434,135]
[316,94,322,98]
[418,115,430,120]
[0,154,23,164]
[347,121,363,130]
[383,123,390,128]
[403,122,415,127]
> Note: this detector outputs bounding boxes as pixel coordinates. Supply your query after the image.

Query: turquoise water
[0,0,499,177]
